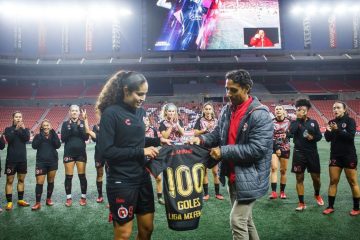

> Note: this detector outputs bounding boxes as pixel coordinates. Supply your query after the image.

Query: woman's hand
[144,147,159,159]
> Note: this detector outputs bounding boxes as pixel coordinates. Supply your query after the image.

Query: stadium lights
[0,2,132,21]
[291,2,360,16]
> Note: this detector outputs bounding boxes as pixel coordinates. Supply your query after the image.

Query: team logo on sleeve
[242,123,248,132]
[311,123,315,127]
[118,206,129,219]
[80,124,84,128]
[125,119,131,126]
[342,123,346,128]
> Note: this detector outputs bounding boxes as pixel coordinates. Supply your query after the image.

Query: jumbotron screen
[147,0,282,51]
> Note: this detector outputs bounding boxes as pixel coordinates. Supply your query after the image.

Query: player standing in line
[31,119,61,210]
[323,101,360,216]
[97,70,170,240]
[4,111,31,210]
[194,102,224,201]
[144,116,165,205]
[289,99,324,211]
[269,105,291,199]
[159,103,185,143]
[61,105,89,207]
[0,131,6,212]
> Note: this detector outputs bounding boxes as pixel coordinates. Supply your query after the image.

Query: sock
[203,184,209,195]
[157,193,162,199]
[66,194,72,199]
[353,197,360,211]
[280,184,286,192]
[271,183,277,192]
[47,182,54,199]
[215,183,220,195]
[328,196,335,209]
[65,175,73,195]
[6,194,12,203]
[96,181,103,198]
[298,195,304,204]
[315,190,320,196]
[78,174,87,196]
[35,184,43,203]
[18,191,24,201]
[81,194,86,199]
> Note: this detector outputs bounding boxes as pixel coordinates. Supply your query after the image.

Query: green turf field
[1,139,360,240]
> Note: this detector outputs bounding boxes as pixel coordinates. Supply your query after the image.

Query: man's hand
[210,147,221,161]
[144,147,159,159]
[187,137,201,145]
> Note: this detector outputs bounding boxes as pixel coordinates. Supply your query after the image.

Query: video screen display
[147,0,282,51]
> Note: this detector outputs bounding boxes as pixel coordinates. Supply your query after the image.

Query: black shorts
[292,150,320,174]
[107,180,155,225]
[4,162,27,175]
[329,155,358,169]
[35,163,58,176]
[273,149,290,159]
[63,155,87,164]
[95,158,105,168]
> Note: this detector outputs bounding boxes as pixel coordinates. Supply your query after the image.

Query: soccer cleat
[350,209,360,216]
[215,194,224,200]
[315,195,324,206]
[5,202,13,211]
[323,208,335,215]
[295,203,307,211]
[280,192,287,199]
[79,197,87,206]
[65,198,72,207]
[31,202,41,211]
[158,197,165,205]
[203,194,210,201]
[96,197,104,203]
[269,191,278,199]
[46,199,54,206]
[17,200,30,207]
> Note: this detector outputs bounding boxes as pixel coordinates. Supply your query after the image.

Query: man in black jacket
[289,99,323,211]
[0,131,5,212]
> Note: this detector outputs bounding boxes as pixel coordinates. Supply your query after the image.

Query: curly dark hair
[295,98,311,109]
[225,69,253,93]
[95,70,147,114]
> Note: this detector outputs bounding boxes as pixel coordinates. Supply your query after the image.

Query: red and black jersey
[145,127,158,139]
[194,117,217,133]
[146,144,217,231]
[273,117,291,152]
[4,125,30,163]
[159,120,184,142]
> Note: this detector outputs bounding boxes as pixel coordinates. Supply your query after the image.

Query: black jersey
[289,118,322,152]
[4,126,30,163]
[32,129,61,164]
[92,124,100,161]
[99,103,161,185]
[60,119,88,158]
[146,144,217,231]
[324,115,357,159]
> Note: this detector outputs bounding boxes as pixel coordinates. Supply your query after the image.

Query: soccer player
[97,70,170,240]
[159,103,185,143]
[31,119,61,210]
[0,131,5,212]
[289,99,324,211]
[144,116,165,205]
[323,101,360,216]
[61,105,89,207]
[82,109,106,203]
[269,105,291,199]
[4,111,31,210]
[194,102,224,201]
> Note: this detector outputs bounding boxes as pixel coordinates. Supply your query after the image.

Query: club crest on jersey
[125,119,131,126]
[242,123,248,132]
[80,124,84,128]
[6,168,12,174]
[118,206,129,219]
[342,123,346,128]
[310,123,314,127]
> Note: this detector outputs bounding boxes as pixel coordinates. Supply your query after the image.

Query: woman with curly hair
[97,70,170,240]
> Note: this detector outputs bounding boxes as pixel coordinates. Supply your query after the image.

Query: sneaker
[65,198,72,207]
[31,202,41,211]
[79,198,87,206]
[269,191,278,199]
[5,202,13,211]
[295,203,307,211]
[158,197,165,205]
[96,197,104,203]
[280,192,287,199]
[46,199,54,206]
[215,194,224,200]
[203,194,210,201]
[315,195,324,206]
[350,209,360,216]
[323,207,335,215]
[17,200,30,207]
